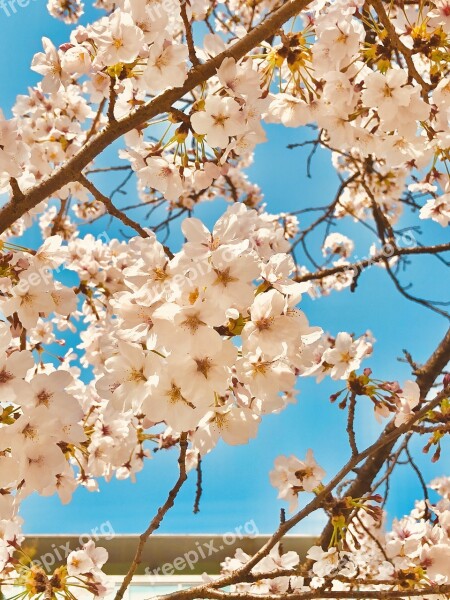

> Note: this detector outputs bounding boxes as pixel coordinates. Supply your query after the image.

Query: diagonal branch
[370,0,431,95]
[294,242,450,283]
[77,174,150,239]
[315,327,450,550]
[0,0,311,235]
[115,433,189,600]
[180,387,449,600]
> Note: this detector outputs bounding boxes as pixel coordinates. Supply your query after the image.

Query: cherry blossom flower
[216,58,262,100]
[67,549,95,576]
[394,380,420,426]
[143,42,188,94]
[420,192,450,227]
[0,111,28,179]
[94,10,144,66]
[362,70,413,121]
[192,403,260,453]
[306,545,356,578]
[0,350,34,402]
[270,450,325,511]
[96,341,159,410]
[31,37,64,93]
[139,157,183,201]
[61,45,92,75]
[322,332,371,380]
[1,278,51,329]
[191,96,244,149]
[323,233,354,259]
[253,543,299,574]
[266,94,312,127]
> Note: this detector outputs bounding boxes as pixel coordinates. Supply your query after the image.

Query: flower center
[195,357,213,378]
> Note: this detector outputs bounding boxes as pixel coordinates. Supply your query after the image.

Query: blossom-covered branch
[0,0,449,598]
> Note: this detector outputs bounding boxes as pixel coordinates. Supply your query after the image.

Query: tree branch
[192,585,450,600]
[370,0,432,95]
[294,243,450,283]
[180,0,200,67]
[77,174,150,239]
[315,328,450,550]
[0,0,311,235]
[115,433,189,600]
[346,393,358,457]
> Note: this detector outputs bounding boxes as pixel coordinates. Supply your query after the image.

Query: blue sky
[1,2,449,538]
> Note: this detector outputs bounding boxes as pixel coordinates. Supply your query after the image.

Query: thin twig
[77,174,150,239]
[346,393,358,457]
[405,446,430,512]
[193,453,203,514]
[85,98,106,144]
[115,433,189,600]
[180,0,200,66]
[294,243,450,283]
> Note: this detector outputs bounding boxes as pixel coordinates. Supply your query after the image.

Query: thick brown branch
[415,327,450,394]
[0,0,311,234]
[193,585,450,600]
[316,328,450,550]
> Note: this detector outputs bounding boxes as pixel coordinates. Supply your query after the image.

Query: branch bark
[294,243,450,284]
[114,433,188,600]
[77,174,150,238]
[193,585,450,600]
[0,0,311,235]
[194,585,450,600]
[316,327,450,550]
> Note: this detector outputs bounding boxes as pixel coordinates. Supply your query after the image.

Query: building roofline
[23,534,318,575]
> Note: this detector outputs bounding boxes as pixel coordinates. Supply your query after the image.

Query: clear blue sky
[1,2,449,538]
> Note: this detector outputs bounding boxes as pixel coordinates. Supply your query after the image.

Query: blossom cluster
[0,0,448,238]
[0,540,111,599]
[0,0,448,596]
[0,199,385,550]
[222,476,450,593]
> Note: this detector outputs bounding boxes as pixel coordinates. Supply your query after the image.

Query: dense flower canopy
[0,0,449,598]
